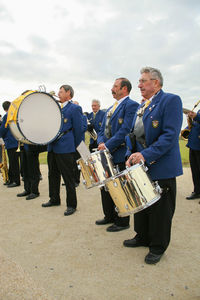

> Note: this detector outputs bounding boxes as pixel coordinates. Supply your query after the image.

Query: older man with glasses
[124,67,183,264]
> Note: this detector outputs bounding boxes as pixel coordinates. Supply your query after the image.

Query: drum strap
[55,128,73,142]
[133,104,147,149]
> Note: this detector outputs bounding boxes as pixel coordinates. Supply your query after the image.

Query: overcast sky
[0,0,200,127]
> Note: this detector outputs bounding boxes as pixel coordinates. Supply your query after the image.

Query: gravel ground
[0,166,199,300]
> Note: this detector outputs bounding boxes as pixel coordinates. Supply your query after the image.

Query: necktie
[61,103,63,109]
[93,112,96,119]
[144,100,151,110]
[111,101,118,114]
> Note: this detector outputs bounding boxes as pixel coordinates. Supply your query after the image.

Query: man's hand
[98,143,106,150]
[188,111,197,119]
[126,152,145,167]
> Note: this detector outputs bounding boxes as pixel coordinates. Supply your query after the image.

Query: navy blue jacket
[0,113,18,149]
[48,101,84,153]
[126,90,183,180]
[186,110,200,150]
[98,97,139,164]
[87,110,105,144]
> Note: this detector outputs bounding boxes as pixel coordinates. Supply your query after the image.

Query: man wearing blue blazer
[0,101,20,187]
[124,67,183,264]
[185,110,200,199]
[42,85,83,216]
[96,78,139,232]
[87,99,105,152]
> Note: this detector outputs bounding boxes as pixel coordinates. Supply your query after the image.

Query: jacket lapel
[110,97,129,121]
[143,90,163,120]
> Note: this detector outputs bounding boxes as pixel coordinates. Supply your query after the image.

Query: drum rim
[16,91,63,145]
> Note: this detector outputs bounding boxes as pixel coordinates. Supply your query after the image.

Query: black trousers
[48,152,77,208]
[189,148,200,194]
[23,149,40,194]
[7,148,20,185]
[134,178,176,255]
[73,151,81,184]
[100,162,130,227]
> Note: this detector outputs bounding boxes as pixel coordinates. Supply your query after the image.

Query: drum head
[17,92,62,144]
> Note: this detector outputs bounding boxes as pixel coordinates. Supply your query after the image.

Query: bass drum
[6,91,63,145]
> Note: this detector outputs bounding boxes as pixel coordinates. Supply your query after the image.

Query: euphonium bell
[180,129,190,141]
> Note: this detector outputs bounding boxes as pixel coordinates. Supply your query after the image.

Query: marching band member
[96,77,139,232]
[87,99,105,152]
[124,67,183,264]
[42,85,83,216]
[185,110,200,200]
[0,101,20,187]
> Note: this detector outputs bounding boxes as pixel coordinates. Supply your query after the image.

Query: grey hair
[140,67,163,87]
[92,99,101,106]
[60,85,74,98]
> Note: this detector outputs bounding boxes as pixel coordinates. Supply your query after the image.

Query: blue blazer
[98,97,139,163]
[48,102,84,153]
[126,90,183,180]
[186,110,200,150]
[0,113,18,149]
[88,110,105,144]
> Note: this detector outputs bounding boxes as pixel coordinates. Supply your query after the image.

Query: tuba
[181,100,200,141]
[0,142,9,183]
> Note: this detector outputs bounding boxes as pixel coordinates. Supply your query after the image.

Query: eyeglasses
[138,79,157,84]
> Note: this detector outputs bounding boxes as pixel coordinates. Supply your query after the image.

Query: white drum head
[17,92,62,144]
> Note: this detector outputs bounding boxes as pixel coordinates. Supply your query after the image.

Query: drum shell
[77,158,99,189]
[105,164,161,217]
[87,149,116,185]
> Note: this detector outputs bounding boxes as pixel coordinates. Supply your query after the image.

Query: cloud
[0,0,200,116]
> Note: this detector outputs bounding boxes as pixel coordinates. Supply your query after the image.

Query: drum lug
[77,165,81,170]
[115,206,119,213]
[141,163,148,172]
[104,184,109,192]
[154,181,162,194]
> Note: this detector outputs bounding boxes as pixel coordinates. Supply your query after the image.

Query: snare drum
[87,149,116,185]
[105,163,161,217]
[6,91,62,145]
[77,158,99,189]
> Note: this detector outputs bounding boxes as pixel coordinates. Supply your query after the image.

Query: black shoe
[106,224,130,232]
[95,218,114,225]
[186,192,200,200]
[7,182,20,188]
[123,237,147,248]
[145,252,163,264]
[64,207,76,216]
[17,191,30,197]
[4,181,10,186]
[26,193,40,200]
[42,201,60,207]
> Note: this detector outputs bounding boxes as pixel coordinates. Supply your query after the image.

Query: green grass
[39,136,190,166]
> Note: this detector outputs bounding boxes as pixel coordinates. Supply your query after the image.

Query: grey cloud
[0,4,13,22]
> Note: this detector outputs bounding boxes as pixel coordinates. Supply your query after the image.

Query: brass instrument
[0,143,9,183]
[87,119,98,141]
[181,100,200,140]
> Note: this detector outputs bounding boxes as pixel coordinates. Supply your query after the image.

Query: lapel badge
[64,118,68,123]
[99,122,102,126]
[152,120,159,128]
[118,118,123,124]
